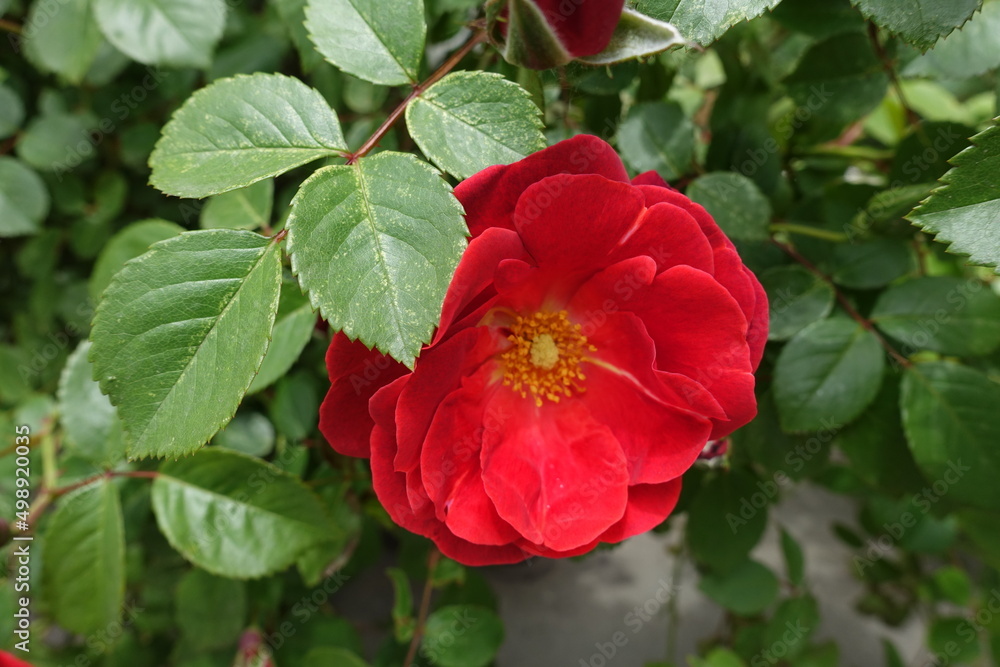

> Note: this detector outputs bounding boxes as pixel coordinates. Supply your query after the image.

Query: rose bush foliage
[320,136,767,565]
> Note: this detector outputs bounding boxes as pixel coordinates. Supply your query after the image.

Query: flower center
[500,310,596,407]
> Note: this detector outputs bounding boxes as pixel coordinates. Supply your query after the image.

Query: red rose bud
[320,136,767,566]
[486,0,626,69]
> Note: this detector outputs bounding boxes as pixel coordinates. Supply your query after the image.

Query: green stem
[797,144,893,161]
[40,430,58,492]
[770,222,849,243]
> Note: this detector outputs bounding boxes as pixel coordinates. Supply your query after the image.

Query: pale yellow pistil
[500,310,596,407]
[529,333,560,369]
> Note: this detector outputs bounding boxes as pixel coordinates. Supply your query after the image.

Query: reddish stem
[773,240,912,369]
[403,549,442,667]
[347,31,487,164]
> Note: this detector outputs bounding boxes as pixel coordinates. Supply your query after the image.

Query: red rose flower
[487,0,626,69]
[0,651,33,667]
[320,136,767,566]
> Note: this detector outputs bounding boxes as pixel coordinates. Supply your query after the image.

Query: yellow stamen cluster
[500,310,596,407]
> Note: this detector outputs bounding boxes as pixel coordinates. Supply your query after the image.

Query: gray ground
[485,483,930,667]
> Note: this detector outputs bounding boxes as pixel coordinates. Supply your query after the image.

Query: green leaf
[423,605,504,667]
[248,283,316,394]
[829,240,912,289]
[633,0,781,45]
[760,265,835,341]
[89,219,184,301]
[901,361,1000,512]
[833,377,927,494]
[908,119,1000,273]
[927,617,980,664]
[90,230,283,459]
[691,649,747,667]
[304,648,370,667]
[780,528,805,586]
[305,0,425,85]
[406,71,546,180]
[771,0,866,40]
[269,372,320,441]
[42,480,125,635]
[16,112,94,172]
[212,412,275,458]
[904,2,1000,79]
[57,341,125,467]
[0,157,49,238]
[686,173,772,242]
[273,0,324,71]
[22,0,103,83]
[296,481,361,585]
[928,565,972,605]
[851,0,979,50]
[151,448,330,577]
[871,277,1000,357]
[784,33,888,139]
[0,84,24,139]
[387,567,415,642]
[93,0,226,68]
[150,74,347,199]
[200,179,275,230]
[175,569,247,650]
[763,596,817,659]
[577,8,684,65]
[773,318,885,433]
[687,470,770,573]
[286,152,467,366]
[699,559,779,616]
[617,101,695,180]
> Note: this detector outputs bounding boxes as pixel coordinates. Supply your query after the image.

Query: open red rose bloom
[320,136,767,565]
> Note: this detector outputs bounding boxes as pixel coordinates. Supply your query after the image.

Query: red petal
[394,328,501,472]
[514,174,646,271]
[421,387,522,545]
[370,376,526,565]
[436,227,529,340]
[370,376,428,531]
[629,266,757,436]
[531,0,626,57]
[636,186,766,348]
[744,266,769,370]
[480,397,629,552]
[631,171,673,189]
[580,312,716,484]
[608,202,716,276]
[319,333,408,458]
[455,135,629,238]
[599,480,682,543]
